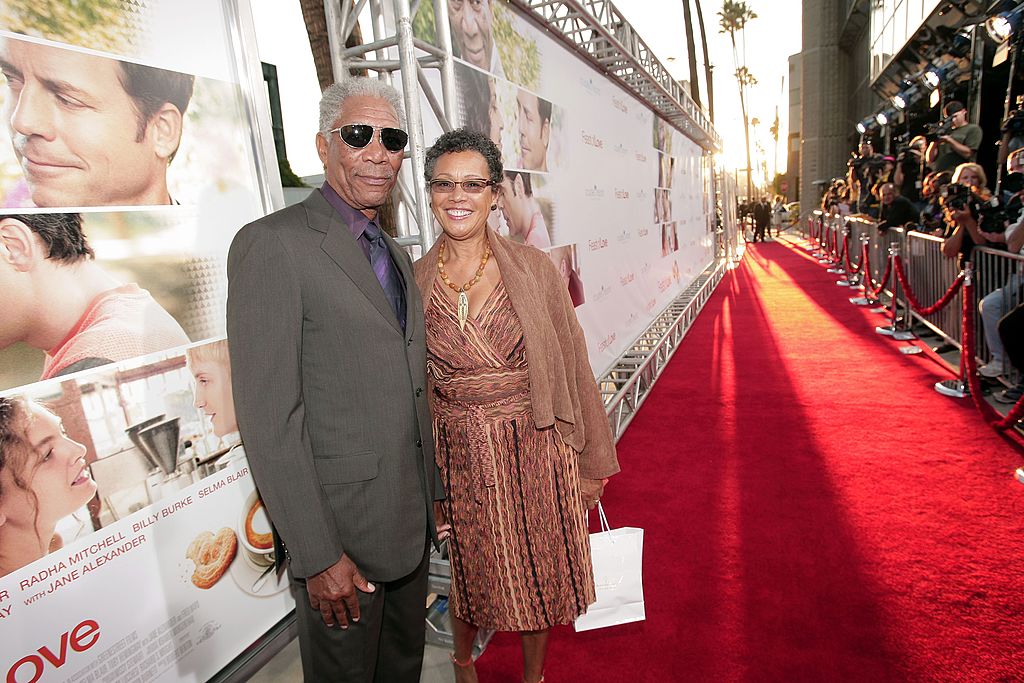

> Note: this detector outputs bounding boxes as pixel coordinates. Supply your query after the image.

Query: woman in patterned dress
[413,129,619,683]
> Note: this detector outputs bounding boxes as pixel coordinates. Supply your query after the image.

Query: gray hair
[318,78,407,134]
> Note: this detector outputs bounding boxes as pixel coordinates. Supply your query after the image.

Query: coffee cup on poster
[238,490,275,558]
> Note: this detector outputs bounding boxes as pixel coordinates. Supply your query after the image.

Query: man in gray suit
[226,77,441,682]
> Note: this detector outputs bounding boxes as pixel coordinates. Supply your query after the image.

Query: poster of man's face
[545,244,585,307]
[661,222,678,256]
[517,88,551,172]
[450,0,496,72]
[658,152,674,189]
[0,35,194,208]
[655,188,672,223]
[456,61,513,155]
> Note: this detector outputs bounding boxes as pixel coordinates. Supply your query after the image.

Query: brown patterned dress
[425,279,596,631]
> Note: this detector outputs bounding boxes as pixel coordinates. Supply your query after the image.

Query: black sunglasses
[329,124,408,152]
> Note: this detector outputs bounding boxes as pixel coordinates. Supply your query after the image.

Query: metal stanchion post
[890,243,918,341]
[934,262,972,399]
[827,225,847,274]
[849,234,876,302]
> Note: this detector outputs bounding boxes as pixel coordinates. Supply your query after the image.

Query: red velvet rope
[892,255,965,315]
[843,234,861,273]
[865,247,892,298]
[961,281,1024,429]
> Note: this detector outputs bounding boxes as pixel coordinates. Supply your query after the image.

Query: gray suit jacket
[226,190,439,581]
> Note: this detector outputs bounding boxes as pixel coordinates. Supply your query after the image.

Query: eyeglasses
[329,124,408,152]
[427,179,494,194]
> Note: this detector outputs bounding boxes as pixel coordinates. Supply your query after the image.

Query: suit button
[415,388,423,396]
[416,440,422,448]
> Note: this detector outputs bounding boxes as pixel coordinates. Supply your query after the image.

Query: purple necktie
[364,221,406,331]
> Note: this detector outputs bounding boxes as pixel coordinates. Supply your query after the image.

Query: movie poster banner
[0,1,290,681]
[412,0,716,376]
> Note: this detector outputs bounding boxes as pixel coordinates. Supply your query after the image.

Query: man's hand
[580,478,606,511]
[306,553,375,629]
[434,501,451,542]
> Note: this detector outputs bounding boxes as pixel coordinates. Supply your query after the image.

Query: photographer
[971,164,1024,379]
[939,164,999,261]
[847,139,886,216]
[918,171,952,234]
[926,100,983,174]
[893,136,927,205]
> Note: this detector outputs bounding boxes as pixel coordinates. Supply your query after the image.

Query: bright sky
[250,0,800,181]
[613,0,800,180]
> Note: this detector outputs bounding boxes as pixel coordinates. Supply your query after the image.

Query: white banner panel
[0,1,291,681]
[412,1,716,375]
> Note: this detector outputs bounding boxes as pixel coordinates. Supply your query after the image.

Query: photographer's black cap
[943,100,966,116]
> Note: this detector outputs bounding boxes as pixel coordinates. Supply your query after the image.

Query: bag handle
[595,501,612,535]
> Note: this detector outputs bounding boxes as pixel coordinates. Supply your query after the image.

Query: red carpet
[475,239,1024,682]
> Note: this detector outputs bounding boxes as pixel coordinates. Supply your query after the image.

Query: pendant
[457,291,469,331]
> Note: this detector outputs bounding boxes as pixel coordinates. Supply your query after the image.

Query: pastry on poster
[186,527,237,589]
[0,34,194,207]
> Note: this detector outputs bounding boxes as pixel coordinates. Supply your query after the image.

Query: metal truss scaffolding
[600,260,726,440]
[508,0,721,151]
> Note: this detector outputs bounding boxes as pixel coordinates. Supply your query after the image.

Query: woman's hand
[434,501,451,542]
[580,478,606,511]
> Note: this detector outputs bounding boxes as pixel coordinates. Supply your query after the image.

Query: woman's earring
[491,204,498,211]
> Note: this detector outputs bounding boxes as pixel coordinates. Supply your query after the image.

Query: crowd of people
[738,195,788,242]
[816,99,1024,406]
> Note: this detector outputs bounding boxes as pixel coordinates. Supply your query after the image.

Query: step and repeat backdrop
[412,0,717,377]
[0,2,292,682]
[0,1,717,681]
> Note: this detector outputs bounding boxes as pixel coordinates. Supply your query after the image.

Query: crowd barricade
[972,247,1024,384]
[792,217,1024,430]
[901,230,963,348]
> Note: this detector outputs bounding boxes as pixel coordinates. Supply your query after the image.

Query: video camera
[940,183,1012,231]
[847,152,886,174]
[924,116,954,141]
[1002,108,1024,136]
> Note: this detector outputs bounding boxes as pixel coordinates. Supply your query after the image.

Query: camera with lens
[939,182,972,211]
[1004,172,1024,195]
[940,183,1011,231]
[924,117,954,141]
[1002,109,1024,135]
[847,153,886,174]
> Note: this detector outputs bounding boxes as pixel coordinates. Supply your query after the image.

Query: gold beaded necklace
[437,239,491,330]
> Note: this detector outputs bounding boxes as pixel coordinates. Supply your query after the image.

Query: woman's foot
[450,652,478,683]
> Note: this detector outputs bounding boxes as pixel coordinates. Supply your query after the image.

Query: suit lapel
[306,192,404,335]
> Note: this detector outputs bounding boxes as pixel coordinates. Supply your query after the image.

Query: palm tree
[300,0,333,90]
[681,0,701,108]
[300,0,365,89]
[693,0,715,122]
[718,0,757,201]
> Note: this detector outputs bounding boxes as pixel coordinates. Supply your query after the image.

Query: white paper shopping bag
[574,503,645,632]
